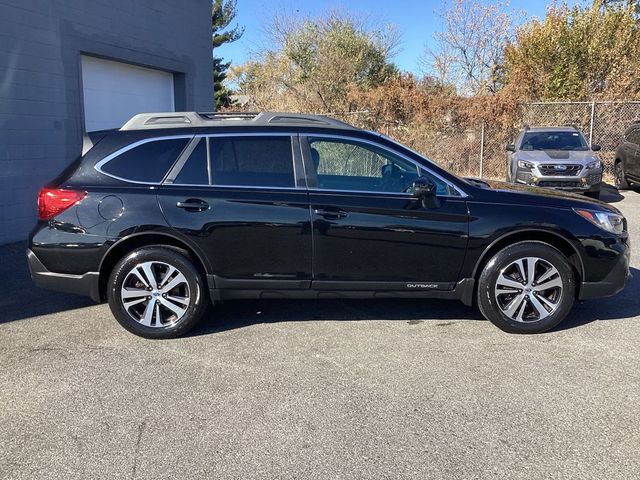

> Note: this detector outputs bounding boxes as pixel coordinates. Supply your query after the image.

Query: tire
[477,241,576,334]
[615,161,630,191]
[107,247,208,339]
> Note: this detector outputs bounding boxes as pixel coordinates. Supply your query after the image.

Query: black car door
[158,133,312,290]
[301,134,469,291]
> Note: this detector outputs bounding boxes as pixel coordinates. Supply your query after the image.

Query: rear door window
[101,138,189,182]
[209,136,294,187]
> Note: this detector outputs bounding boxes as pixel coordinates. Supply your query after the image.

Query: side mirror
[506,144,516,152]
[412,176,436,198]
[591,144,602,151]
[411,176,440,209]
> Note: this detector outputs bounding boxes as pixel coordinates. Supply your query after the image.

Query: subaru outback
[506,126,603,198]
[29,112,630,338]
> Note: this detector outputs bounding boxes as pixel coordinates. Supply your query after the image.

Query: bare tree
[422,0,514,95]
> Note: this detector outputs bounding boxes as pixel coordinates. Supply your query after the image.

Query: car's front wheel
[615,161,630,190]
[107,247,208,339]
[477,241,576,334]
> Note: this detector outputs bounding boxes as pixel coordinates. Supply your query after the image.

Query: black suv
[615,121,640,190]
[29,112,630,338]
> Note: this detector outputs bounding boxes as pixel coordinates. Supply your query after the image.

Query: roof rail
[119,111,357,131]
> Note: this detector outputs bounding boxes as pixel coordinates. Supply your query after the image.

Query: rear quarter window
[100,138,190,183]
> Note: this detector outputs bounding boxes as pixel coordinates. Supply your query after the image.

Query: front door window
[307,137,459,196]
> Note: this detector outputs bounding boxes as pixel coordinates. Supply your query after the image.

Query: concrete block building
[0,0,213,244]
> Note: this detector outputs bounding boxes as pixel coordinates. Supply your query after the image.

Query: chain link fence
[330,101,640,183]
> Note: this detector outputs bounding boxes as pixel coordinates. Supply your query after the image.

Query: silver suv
[506,126,603,198]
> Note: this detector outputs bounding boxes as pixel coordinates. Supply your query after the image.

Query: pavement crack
[30,346,65,352]
[131,418,147,479]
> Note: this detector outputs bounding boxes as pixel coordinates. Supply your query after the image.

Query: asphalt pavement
[1,186,639,479]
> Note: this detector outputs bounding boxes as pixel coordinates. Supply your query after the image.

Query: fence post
[479,122,485,178]
[589,100,596,145]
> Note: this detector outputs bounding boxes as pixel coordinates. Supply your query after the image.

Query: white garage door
[81,56,175,132]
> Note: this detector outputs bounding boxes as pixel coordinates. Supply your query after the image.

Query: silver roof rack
[119,111,357,131]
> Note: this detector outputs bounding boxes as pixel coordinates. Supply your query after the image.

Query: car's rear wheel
[615,161,630,190]
[477,241,575,334]
[107,247,208,339]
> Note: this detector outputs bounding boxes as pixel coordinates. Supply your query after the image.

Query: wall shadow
[0,242,93,324]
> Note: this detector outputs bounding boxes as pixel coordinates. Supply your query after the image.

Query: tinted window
[520,131,588,151]
[174,139,209,185]
[309,137,459,195]
[309,138,417,193]
[209,136,294,187]
[626,127,640,145]
[102,138,189,182]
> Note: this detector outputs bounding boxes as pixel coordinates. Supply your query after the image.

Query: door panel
[309,192,469,286]
[303,134,469,287]
[158,186,312,287]
[158,133,312,289]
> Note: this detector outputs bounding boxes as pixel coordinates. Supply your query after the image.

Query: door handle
[313,208,348,219]
[176,199,210,212]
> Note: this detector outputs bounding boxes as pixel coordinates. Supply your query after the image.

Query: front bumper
[515,166,602,191]
[27,249,101,302]
[578,238,631,300]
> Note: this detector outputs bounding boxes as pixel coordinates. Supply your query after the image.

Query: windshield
[520,131,588,151]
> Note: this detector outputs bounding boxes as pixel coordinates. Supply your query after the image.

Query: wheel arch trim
[471,228,585,282]
[98,231,212,300]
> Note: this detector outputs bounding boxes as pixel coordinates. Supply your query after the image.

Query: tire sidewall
[478,242,576,334]
[107,247,206,339]
[615,162,629,190]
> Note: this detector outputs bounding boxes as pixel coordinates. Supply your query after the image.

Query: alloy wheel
[494,257,563,323]
[120,261,190,328]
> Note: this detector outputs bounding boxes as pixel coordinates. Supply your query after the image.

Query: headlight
[574,208,625,234]
[586,161,601,170]
[518,160,534,169]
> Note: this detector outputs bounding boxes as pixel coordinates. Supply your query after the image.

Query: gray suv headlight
[586,161,601,170]
[518,160,534,169]
[574,208,625,234]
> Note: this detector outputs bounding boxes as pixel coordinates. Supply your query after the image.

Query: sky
[215,0,580,75]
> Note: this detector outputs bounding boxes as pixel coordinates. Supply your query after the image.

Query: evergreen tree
[212,0,244,109]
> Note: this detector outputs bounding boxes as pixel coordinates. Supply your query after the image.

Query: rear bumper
[27,249,101,302]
